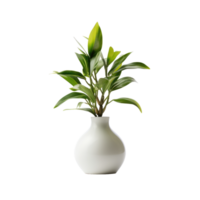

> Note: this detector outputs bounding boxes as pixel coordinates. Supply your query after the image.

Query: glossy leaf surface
[72,84,96,104]
[71,36,88,55]
[58,74,81,86]
[111,76,140,92]
[51,92,88,110]
[61,107,95,116]
[106,45,123,66]
[108,51,134,76]
[86,21,105,57]
[73,51,90,78]
[110,97,144,114]
[90,51,103,74]
[113,61,152,75]
[56,70,85,79]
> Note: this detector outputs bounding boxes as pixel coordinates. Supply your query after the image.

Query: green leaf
[54,92,89,108]
[107,47,120,66]
[88,22,103,57]
[70,84,96,103]
[95,58,106,73]
[112,98,142,113]
[90,51,101,74]
[108,52,132,75]
[112,68,124,76]
[97,76,140,94]
[110,77,136,91]
[71,36,88,55]
[55,72,81,86]
[80,35,88,40]
[75,53,90,76]
[107,76,119,91]
[61,101,95,115]
[75,46,86,55]
[114,62,150,74]
[57,69,84,79]
[64,108,96,116]
[67,87,78,92]
[75,101,85,108]
[96,78,109,93]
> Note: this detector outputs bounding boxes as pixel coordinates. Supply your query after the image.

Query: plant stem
[83,79,89,86]
[92,72,98,85]
[98,94,104,117]
[102,59,108,77]
[84,99,96,116]
[95,92,104,117]
[103,92,110,113]
[103,68,106,77]
[101,52,107,77]
[89,76,94,93]
[89,75,99,116]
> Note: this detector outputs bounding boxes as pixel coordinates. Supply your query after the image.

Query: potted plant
[54,22,150,174]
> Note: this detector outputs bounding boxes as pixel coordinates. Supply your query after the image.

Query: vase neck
[91,117,110,127]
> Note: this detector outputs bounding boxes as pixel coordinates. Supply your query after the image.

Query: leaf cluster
[48,21,152,116]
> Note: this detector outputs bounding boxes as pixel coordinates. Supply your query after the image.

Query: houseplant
[54,22,150,174]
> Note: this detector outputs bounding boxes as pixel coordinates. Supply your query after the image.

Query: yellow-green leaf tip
[139,108,144,114]
[51,106,59,110]
[47,70,58,75]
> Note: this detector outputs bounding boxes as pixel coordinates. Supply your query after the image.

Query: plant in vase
[53,22,150,174]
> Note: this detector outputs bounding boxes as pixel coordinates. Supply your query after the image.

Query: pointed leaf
[71,84,96,103]
[80,35,88,40]
[108,52,132,75]
[61,108,77,112]
[96,78,109,93]
[71,36,88,55]
[88,22,103,57]
[90,51,101,74]
[106,76,119,92]
[55,72,81,86]
[107,47,121,66]
[112,68,124,76]
[61,101,94,115]
[112,98,142,113]
[110,77,136,91]
[75,46,86,55]
[64,108,96,116]
[67,87,79,92]
[95,58,107,73]
[57,69,84,79]
[114,62,150,74]
[54,92,89,108]
[75,53,90,76]
[75,101,85,108]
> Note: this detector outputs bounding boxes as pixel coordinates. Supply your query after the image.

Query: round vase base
[84,174,115,175]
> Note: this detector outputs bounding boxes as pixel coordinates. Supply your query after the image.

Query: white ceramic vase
[74,117,125,174]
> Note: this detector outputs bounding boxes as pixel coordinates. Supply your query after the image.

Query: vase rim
[89,116,112,117]
[91,116,110,124]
